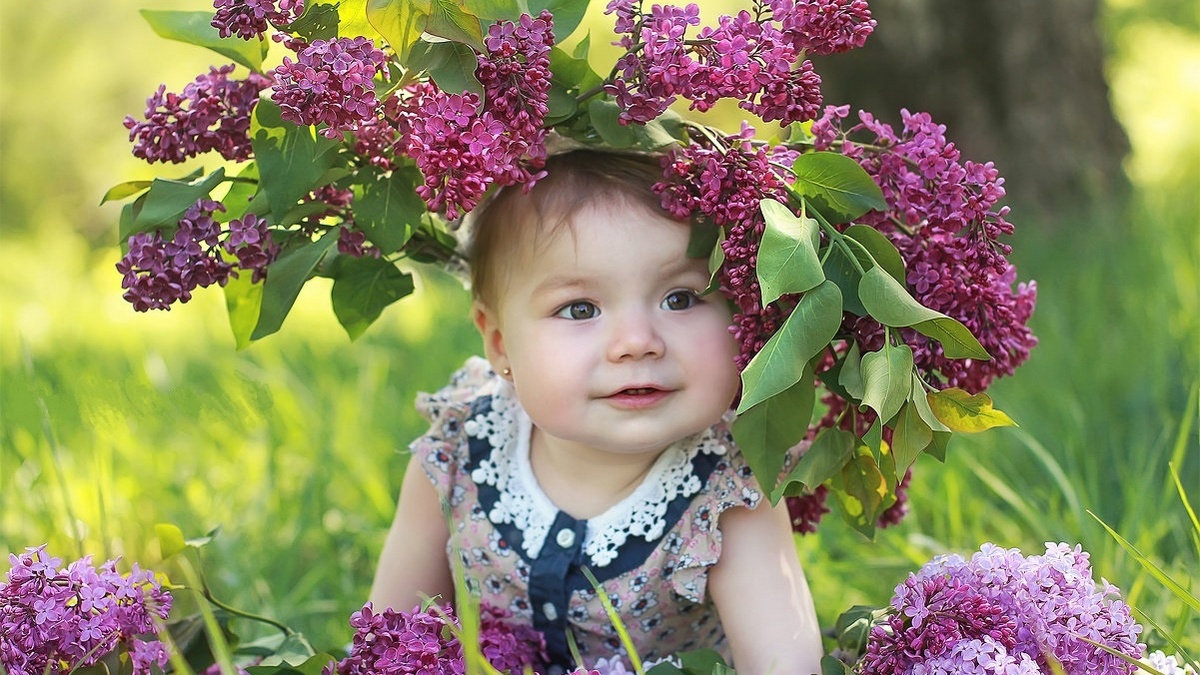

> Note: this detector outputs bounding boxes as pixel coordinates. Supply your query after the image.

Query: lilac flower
[124,65,271,164]
[814,106,1039,393]
[769,0,876,55]
[857,543,1146,675]
[325,602,546,675]
[402,12,554,218]
[272,36,387,139]
[0,546,172,675]
[212,0,304,40]
[116,199,279,311]
[603,3,832,126]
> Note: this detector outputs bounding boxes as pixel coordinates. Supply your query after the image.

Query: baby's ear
[472,302,510,378]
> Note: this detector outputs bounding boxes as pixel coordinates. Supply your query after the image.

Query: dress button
[555,528,576,548]
[542,601,559,621]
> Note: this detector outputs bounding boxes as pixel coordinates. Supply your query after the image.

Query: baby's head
[466,149,741,456]
[467,149,666,313]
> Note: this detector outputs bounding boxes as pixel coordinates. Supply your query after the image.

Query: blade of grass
[1074,634,1168,675]
[1129,602,1199,672]
[1088,510,1200,613]
[581,566,645,674]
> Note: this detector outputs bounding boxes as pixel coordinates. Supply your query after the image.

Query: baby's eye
[555,301,599,320]
[661,290,699,311]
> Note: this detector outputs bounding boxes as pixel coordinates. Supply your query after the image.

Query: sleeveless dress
[408,357,764,671]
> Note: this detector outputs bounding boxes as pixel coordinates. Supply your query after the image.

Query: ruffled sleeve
[409,356,499,498]
[666,426,764,603]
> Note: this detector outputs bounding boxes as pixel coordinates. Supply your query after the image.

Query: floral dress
[407,357,765,672]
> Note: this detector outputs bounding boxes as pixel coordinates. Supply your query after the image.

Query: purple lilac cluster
[814,105,1039,393]
[271,36,388,139]
[116,199,279,311]
[325,602,546,675]
[603,0,873,125]
[212,0,304,40]
[0,546,173,675]
[124,65,272,164]
[402,11,555,219]
[857,543,1145,675]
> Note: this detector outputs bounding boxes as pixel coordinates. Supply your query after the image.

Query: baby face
[479,199,741,457]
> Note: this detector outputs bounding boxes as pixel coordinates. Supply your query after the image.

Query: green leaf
[830,445,887,537]
[703,227,726,296]
[140,10,269,71]
[910,373,949,432]
[687,220,720,259]
[424,0,487,52]
[927,388,1017,432]
[408,39,486,97]
[858,266,991,359]
[287,2,342,41]
[588,99,686,150]
[891,401,932,471]
[549,45,603,93]
[822,244,868,316]
[837,341,865,400]
[218,163,262,222]
[737,280,842,413]
[128,168,227,237]
[860,342,913,424]
[790,151,887,224]
[251,101,341,221]
[330,257,415,339]
[353,166,426,254]
[844,223,905,286]
[100,180,152,205]
[772,428,855,500]
[251,230,339,340]
[223,261,265,349]
[460,0,522,20]
[529,0,589,42]
[757,199,824,306]
[732,375,815,497]
[678,649,730,674]
[926,431,951,462]
[366,0,426,58]
[545,81,580,124]
[155,523,188,559]
[821,656,853,675]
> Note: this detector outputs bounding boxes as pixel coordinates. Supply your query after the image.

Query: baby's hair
[467,149,672,310]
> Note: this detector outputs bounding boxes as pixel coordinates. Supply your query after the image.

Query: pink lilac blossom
[324,602,546,675]
[813,106,1038,393]
[212,0,304,40]
[769,0,875,55]
[402,12,554,219]
[124,65,271,164]
[272,36,387,139]
[116,199,279,311]
[603,2,848,125]
[0,546,172,675]
[857,543,1145,675]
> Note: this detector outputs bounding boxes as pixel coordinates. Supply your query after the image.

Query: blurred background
[2,0,1197,657]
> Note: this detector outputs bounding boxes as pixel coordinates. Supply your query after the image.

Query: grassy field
[1,0,1197,663]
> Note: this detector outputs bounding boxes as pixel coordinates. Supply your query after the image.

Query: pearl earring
[501,367,511,378]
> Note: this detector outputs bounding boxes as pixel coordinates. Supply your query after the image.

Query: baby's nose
[607,310,666,361]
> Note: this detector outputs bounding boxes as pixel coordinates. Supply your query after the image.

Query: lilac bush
[857,543,1146,675]
[0,546,173,675]
[325,601,547,675]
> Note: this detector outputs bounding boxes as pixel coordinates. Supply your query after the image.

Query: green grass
[2,186,1195,658]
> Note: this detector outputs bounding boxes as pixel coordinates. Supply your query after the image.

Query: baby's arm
[709,501,823,675]
[368,462,455,611]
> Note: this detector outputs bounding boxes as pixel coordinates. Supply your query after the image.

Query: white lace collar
[464,381,727,567]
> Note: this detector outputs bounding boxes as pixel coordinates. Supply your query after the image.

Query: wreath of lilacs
[112,0,1037,536]
[0,546,173,675]
[846,543,1146,675]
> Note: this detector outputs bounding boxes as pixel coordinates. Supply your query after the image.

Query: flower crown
[110,0,1038,536]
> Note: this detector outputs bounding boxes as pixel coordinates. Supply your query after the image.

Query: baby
[370,149,822,674]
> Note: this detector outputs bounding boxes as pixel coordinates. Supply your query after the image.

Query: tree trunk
[814,0,1130,216]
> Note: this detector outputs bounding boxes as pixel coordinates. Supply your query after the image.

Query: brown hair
[467,149,672,310]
